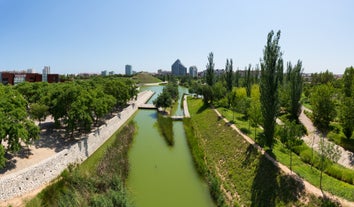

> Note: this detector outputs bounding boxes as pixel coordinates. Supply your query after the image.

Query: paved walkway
[183,95,190,118]
[213,108,354,207]
[0,90,154,206]
[299,106,354,169]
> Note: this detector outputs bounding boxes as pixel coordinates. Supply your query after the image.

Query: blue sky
[0,0,353,74]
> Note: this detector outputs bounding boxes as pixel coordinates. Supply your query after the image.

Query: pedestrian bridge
[138,104,157,109]
[171,116,184,120]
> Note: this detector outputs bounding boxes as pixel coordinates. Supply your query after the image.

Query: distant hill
[132,72,162,84]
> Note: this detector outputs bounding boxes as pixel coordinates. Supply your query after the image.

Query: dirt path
[299,106,354,169]
[213,108,354,207]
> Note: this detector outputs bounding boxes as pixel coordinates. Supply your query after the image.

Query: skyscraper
[125,65,132,76]
[42,66,50,82]
[189,66,198,78]
[171,59,187,76]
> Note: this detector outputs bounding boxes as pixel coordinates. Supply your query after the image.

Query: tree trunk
[320,169,323,190]
[290,151,292,172]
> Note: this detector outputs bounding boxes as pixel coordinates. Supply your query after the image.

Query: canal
[126,85,214,207]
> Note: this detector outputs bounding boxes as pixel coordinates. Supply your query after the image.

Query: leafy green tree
[90,88,116,126]
[189,81,203,96]
[202,85,213,105]
[103,79,131,108]
[212,81,227,102]
[235,87,250,115]
[311,70,335,86]
[310,84,336,135]
[260,30,283,149]
[29,103,49,125]
[153,83,178,111]
[228,89,237,121]
[279,121,302,171]
[164,83,179,100]
[15,82,50,104]
[245,64,252,97]
[225,59,234,92]
[0,86,39,168]
[340,97,354,139]
[234,70,240,87]
[342,66,354,97]
[153,91,172,110]
[249,85,262,138]
[206,52,215,86]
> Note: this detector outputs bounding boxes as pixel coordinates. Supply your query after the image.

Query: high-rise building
[101,70,108,76]
[42,66,50,82]
[189,66,198,78]
[171,59,187,76]
[125,65,132,76]
[27,68,34,73]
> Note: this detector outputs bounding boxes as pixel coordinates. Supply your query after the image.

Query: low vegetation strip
[26,122,135,207]
[185,98,340,207]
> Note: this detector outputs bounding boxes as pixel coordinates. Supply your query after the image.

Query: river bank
[0,90,154,206]
[186,98,349,206]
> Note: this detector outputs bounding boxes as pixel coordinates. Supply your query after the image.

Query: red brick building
[0,72,59,85]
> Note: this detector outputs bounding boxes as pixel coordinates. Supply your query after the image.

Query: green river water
[126,85,215,207]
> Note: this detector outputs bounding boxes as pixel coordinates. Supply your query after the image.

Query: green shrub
[326,166,343,181]
[107,189,127,207]
[90,194,114,207]
[299,148,313,164]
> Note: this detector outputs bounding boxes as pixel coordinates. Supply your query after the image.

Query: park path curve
[299,106,354,169]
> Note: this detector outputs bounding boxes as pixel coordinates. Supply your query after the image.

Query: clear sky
[0,0,353,74]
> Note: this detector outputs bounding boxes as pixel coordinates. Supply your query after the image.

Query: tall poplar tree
[260,30,283,149]
[289,60,303,120]
[245,64,252,97]
[206,52,215,86]
[342,66,354,97]
[225,59,234,92]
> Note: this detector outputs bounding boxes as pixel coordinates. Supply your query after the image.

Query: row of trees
[307,67,354,139]
[0,77,137,169]
[186,30,351,189]
[0,85,40,168]
[197,31,304,151]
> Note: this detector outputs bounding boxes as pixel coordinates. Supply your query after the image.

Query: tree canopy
[260,30,283,149]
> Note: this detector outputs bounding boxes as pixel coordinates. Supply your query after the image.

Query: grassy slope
[217,106,354,201]
[188,98,339,207]
[132,72,162,84]
[26,122,135,207]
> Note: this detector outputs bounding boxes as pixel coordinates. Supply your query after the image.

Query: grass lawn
[216,105,354,202]
[132,72,162,84]
[187,98,338,207]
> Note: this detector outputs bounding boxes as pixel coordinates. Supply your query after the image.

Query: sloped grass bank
[26,122,136,207]
[219,106,354,200]
[185,98,339,207]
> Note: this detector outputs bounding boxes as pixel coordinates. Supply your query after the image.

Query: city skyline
[1,1,353,75]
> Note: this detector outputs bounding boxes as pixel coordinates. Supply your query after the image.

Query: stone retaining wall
[0,90,154,201]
